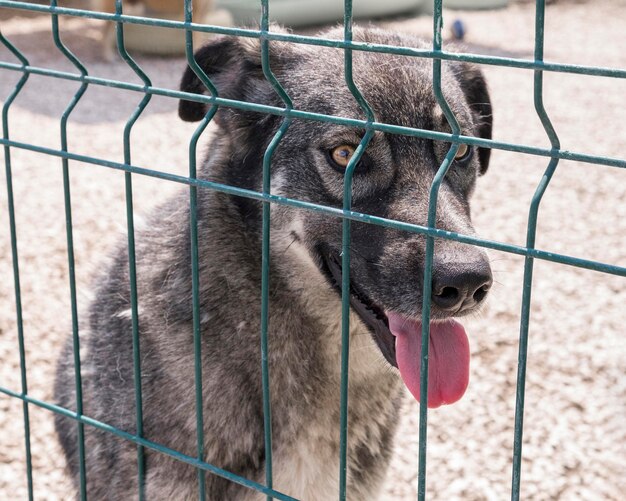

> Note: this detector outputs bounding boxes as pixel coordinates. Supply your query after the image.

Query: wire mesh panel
[0,1,625,500]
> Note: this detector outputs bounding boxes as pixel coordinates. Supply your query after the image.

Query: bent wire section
[339,1,376,499]
[115,0,153,497]
[50,1,89,498]
[0,28,33,501]
[511,1,561,499]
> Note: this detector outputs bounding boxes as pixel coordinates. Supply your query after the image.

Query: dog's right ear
[179,37,264,123]
[450,63,493,175]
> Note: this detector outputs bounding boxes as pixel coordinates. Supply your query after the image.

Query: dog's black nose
[431,258,492,313]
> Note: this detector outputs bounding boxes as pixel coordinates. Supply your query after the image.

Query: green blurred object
[422,0,510,12]
[216,0,426,26]
[117,9,234,56]
[443,0,509,9]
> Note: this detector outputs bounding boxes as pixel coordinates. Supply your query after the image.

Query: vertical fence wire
[50,1,89,498]
[417,2,463,498]
[259,4,294,499]
[183,1,219,498]
[511,1,560,499]
[114,1,153,498]
[186,107,216,501]
[0,30,33,501]
[339,2,376,499]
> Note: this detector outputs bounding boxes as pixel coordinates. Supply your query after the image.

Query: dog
[54,26,493,500]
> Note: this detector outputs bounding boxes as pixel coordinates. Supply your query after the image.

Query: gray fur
[54,26,493,500]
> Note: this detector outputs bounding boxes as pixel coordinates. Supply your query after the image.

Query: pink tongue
[387,312,470,408]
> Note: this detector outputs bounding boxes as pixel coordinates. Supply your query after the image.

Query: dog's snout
[431,257,492,314]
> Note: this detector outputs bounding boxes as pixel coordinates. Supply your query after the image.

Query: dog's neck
[194,133,397,386]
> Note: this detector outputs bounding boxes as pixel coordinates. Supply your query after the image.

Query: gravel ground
[1,1,625,499]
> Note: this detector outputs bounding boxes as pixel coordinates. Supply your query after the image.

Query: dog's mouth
[318,249,471,409]
[320,251,398,368]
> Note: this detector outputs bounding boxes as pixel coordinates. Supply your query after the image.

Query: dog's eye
[329,145,355,169]
[454,143,473,163]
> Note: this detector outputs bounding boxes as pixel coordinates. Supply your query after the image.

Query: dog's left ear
[178,27,294,130]
[451,64,493,175]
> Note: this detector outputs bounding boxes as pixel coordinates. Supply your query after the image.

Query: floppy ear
[451,63,493,175]
[179,37,238,122]
[178,36,268,126]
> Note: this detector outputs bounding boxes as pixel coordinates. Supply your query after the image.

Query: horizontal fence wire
[1,1,626,79]
[1,1,625,500]
[0,387,298,501]
[1,61,625,170]
[0,136,623,278]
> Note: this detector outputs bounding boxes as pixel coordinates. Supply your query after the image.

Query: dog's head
[179,27,493,408]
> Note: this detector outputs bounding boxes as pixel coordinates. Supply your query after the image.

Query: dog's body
[55,28,493,500]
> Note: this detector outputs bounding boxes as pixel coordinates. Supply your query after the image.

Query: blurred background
[1,0,625,499]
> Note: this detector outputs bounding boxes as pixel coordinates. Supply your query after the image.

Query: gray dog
[55,27,493,500]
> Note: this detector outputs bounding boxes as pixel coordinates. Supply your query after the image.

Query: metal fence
[1,1,625,500]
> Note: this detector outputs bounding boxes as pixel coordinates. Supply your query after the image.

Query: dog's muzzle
[319,251,397,367]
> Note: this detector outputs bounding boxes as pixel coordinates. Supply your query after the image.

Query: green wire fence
[1,1,625,501]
